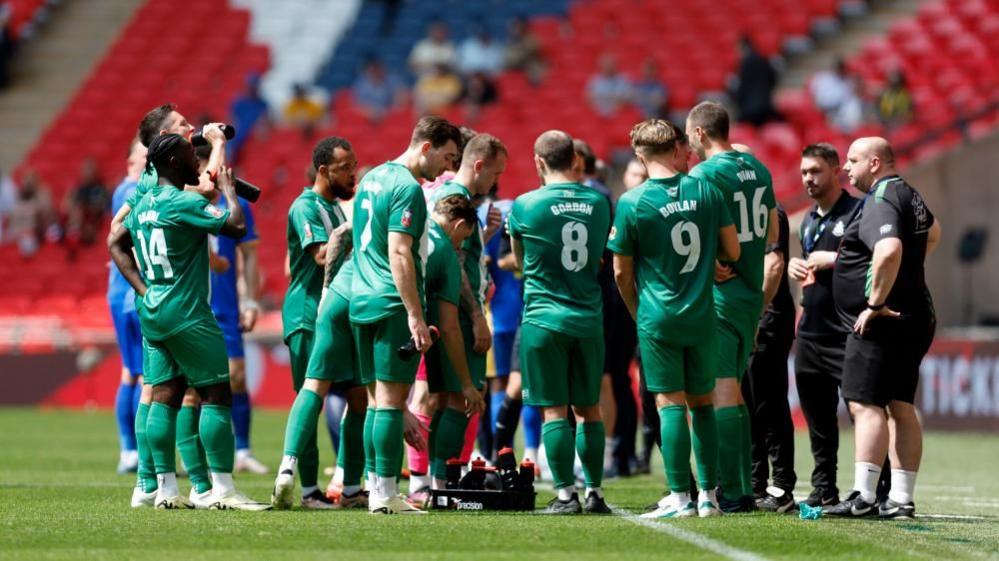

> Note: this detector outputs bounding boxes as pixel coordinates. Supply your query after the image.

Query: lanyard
[803,209,834,254]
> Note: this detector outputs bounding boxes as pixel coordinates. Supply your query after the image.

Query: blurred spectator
[409,22,457,77]
[622,158,648,190]
[462,71,498,121]
[587,54,632,117]
[229,74,270,159]
[810,57,862,132]
[504,17,545,84]
[458,26,504,76]
[353,59,406,122]
[282,84,325,133]
[64,158,108,249]
[0,169,15,243]
[876,70,913,129]
[0,3,15,89]
[8,171,54,257]
[733,37,779,126]
[414,63,462,114]
[632,59,668,118]
[573,139,610,199]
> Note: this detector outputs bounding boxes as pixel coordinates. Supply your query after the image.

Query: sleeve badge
[204,204,225,218]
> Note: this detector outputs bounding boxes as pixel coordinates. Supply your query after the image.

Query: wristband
[241,299,260,313]
[866,302,886,311]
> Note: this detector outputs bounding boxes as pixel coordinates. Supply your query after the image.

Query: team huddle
[107,99,938,518]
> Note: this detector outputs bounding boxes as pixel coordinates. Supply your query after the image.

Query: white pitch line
[960,501,999,509]
[918,513,988,521]
[608,504,771,561]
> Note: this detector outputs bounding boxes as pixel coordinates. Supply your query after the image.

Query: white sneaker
[640,494,696,519]
[154,490,194,510]
[210,490,272,511]
[698,490,723,518]
[130,485,156,508]
[189,488,214,509]
[369,493,427,515]
[235,451,269,475]
[271,470,296,510]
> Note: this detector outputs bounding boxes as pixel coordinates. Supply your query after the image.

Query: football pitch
[1,408,996,561]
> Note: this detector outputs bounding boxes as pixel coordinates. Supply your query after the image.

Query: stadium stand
[5,0,50,37]
[5,0,999,322]
[6,0,268,331]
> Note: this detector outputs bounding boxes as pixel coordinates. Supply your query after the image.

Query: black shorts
[795,334,847,384]
[510,327,522,373]
[841,317,935,407]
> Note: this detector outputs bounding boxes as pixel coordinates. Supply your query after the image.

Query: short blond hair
[630,118,681,158]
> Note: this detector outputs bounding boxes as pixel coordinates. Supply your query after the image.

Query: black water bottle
[397,326,440,359]
[233,178,261,203]
[190,124,236,146]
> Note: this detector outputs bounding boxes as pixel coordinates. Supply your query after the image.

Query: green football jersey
[330,256,354,295]
[349,162,428,324]
[607,175,734,346]
[423,220,462,328]
[507,182,611,337]
[430,180,487,309]
[689,151,776,323]
[282,187,347,339]
[124,168,158,209]
[123,184,229,341]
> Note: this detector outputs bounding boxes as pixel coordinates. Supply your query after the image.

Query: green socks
[373,408,404,478]
[146,402,178,474]
[134,402,157,492]
[199,405,235,474]
[427,410,443,470]
[363,407,376,477]
[283,389,322,458]
[659,406,691,493]
[690,404,719,491]
[738,404,754,498]
[431,409,469,479]
[716,405,742,497]
[575,421,605,490]
[542,419,575,491]
[176,405,211,493]
[281,389,322,488]
[338,410,366,487]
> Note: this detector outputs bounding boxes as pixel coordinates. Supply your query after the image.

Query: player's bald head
[534,130,575,172]
[851,137,895,165]
[845,136,896,192]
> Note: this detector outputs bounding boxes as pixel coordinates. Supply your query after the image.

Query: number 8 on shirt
[507,182,611,408]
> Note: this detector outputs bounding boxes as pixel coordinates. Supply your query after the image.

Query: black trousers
[743,324,797,494]
[637,350,660,459]
[607,341,638,472]
[794,333,847,495]
[603,283,639,472]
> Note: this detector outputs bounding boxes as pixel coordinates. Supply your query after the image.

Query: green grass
[1,408,997,561]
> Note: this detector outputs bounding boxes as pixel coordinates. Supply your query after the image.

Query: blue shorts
[215,312,245,359]
[492,329,518,378]
[109,300,143,376]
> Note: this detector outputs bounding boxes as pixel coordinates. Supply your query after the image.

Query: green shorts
[519,322,603,408]
[305,292,359,389]
[425,318,486,393]
[286,330,315,392]
[143,320,229,388]
[716,318,755,380]
[353,309,420,385]
[639,333,717,396]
